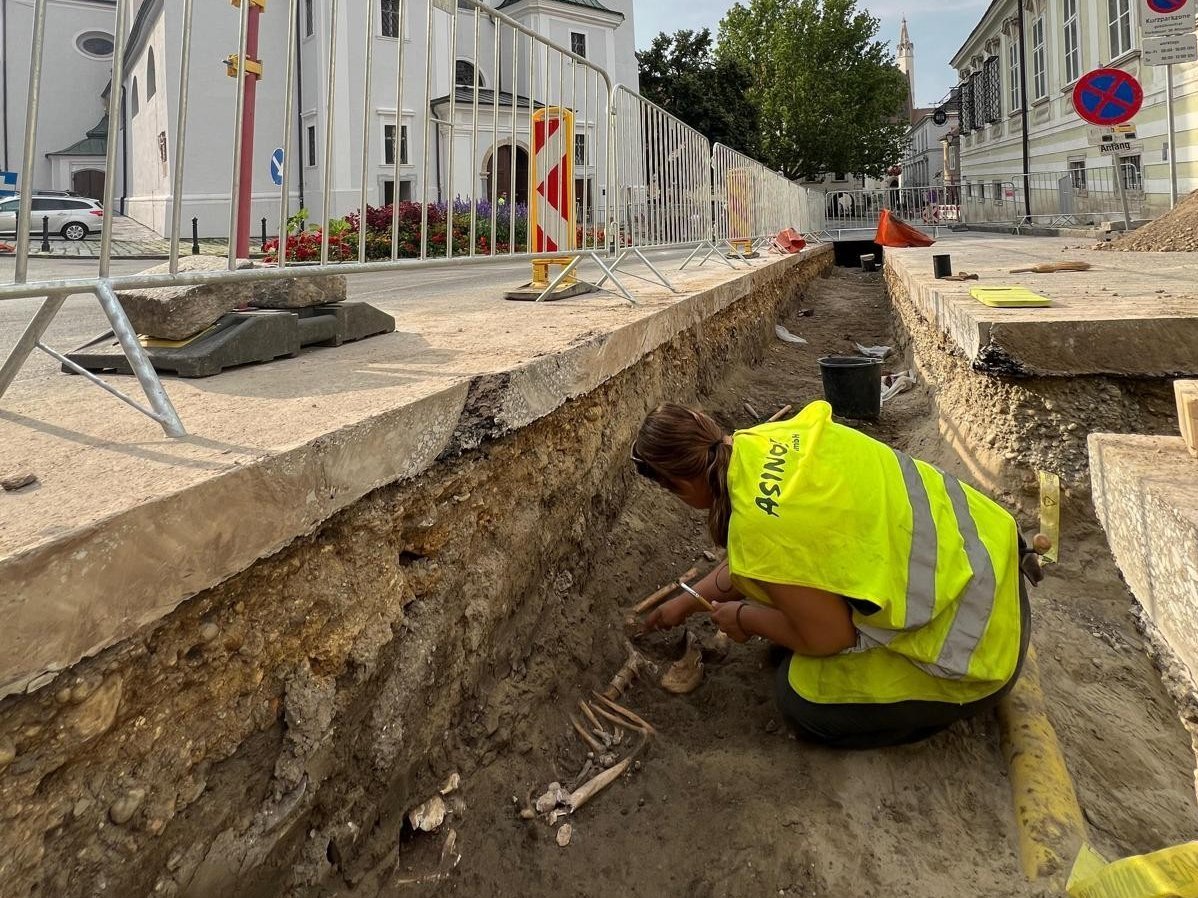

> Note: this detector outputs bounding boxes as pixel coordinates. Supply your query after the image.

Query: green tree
[636,29,760,156]
[718,0,910,179]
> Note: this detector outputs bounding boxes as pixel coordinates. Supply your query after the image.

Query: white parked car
[0,193,105,241]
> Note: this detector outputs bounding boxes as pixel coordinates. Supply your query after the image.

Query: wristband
[735,601,749,636]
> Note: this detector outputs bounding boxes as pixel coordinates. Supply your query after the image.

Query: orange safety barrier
[773,228,807,254]
[875,209,935,248]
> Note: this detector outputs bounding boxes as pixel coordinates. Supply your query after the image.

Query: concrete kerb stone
[0,246,833,698]
[884,238,1198,378]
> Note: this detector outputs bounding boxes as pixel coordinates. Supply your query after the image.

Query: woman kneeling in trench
[633,400,1035,749]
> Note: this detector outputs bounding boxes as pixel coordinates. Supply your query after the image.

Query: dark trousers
[775,581,1032,750]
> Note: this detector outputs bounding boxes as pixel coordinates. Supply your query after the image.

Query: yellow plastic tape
[1038,471,1060,564]
[1068,842,1198,898]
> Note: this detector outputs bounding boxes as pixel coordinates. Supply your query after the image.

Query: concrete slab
[884,235,1198,376]
[1091,433,1198,681]
[0,247,832,696]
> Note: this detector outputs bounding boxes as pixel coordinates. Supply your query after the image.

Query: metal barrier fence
[709,143,812,256]
[0,0,816,436]
[807,185,958,239]
[958,167,1143,227]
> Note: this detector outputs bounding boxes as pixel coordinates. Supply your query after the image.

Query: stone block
[1090,433,1198,680]
[117,258,347,341]
[1176,380,1198,458]
[117,257,256,341]
[249,272,346,310]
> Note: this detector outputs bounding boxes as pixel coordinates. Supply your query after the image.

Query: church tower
[897,18,916,119]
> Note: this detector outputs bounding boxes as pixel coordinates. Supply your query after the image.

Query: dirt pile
[1103,190,1198,252]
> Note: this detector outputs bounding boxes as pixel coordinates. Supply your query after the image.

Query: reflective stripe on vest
[855,449,998,679]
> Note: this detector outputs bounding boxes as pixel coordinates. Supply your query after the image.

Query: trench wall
[882,264,1178,522]
[0,249,833,898]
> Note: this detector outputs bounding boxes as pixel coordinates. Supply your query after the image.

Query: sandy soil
[1103,189,1198,252]
[339,267,1197,898]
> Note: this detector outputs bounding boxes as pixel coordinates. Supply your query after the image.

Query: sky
[633,0,993,107]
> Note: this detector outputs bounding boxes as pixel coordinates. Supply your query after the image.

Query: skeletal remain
[632,567,701,615]
[701,630,733,663]
[592,691,655,735]
[557,823,573,847]
[578,700,604,735]
[393,828,461,886]
[602,650,652,701]
[439,772,461,795]
[569,714,605,753]
[598,753,618,769]
[591,726,613,749]
[743,400,761,421]
[589,701,637,735]
[408,795,447,833]
[535,783,569,814]
[661,631,705,695]
[767,404,794,423]
[566,733,651,813]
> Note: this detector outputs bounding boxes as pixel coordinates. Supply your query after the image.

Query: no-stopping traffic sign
[1072,68,1143,126]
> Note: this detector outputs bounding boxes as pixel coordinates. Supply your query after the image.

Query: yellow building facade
[951,0,1197,220]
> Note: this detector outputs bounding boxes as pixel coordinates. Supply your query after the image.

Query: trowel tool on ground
[1008,261,1093,274]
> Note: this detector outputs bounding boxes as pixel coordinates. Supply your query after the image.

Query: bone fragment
[570,714,605,753]
[592,691,655,734]
[661,631,705,695]
[567,755,634,813]
[633,566,702,615]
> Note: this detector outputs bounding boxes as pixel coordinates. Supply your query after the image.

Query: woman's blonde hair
[633,404,732,547]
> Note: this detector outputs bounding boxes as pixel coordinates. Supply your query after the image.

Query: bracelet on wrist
[735,601,749,635]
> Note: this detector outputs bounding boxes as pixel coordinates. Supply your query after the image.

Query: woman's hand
[642,594,702,632]
[710,601,750,643]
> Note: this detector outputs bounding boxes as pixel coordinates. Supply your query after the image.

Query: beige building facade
[951,0,1198,219]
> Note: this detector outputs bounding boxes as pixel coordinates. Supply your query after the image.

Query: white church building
[1,0,638,237]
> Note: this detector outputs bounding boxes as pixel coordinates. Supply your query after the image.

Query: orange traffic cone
[875,209,935,248]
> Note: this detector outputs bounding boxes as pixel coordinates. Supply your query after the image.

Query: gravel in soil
[341,267,1197,898]
[1101,189,1198,252]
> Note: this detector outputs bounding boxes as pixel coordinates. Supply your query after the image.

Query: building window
[305,0,314,36]
[1032,15,1047,99]
[76,31,115,59]
[574,134,587,165]
[971,71,984,130]
[983,56,1001,122]
[384,123,409,165]
[1109,0,1133,59]
[455,60,480,87]
[1063,0,1081,84]
[1068,160,1087,188]
[131,77,140,117]
[306,124,317,167]
[1007,38,1021,112]
[1120,154,1142,190]
[147,48,157,100]
[382,0,400,38]
[571,32,587,58]
[960,78,974,132]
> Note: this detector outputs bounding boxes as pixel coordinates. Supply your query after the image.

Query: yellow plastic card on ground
[1068,841,1198,898]
[970,286,1052,308]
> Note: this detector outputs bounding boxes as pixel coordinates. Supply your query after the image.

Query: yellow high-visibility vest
[726,401,1023,705]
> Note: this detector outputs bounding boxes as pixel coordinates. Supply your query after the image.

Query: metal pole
[14,0,48,285]
[93,281,186,437]
[191,216,200,254]
[168,0,195,273]
[1015,0,1031,224]
[0,294,66,398]
[260,216,267,249]
[1166,63,1178,209]
[39,215,49,252]
[1113,153,1132,231]
[236,1,262,258]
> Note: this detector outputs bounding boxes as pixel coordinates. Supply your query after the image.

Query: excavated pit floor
[333,268,1198,898]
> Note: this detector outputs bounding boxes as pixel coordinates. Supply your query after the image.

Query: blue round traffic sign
[1147,0,1187,13]
[270,147,285,186]
[1072,68,1142,126]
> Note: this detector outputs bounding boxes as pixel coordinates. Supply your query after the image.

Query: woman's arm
[643,561,741,631]
[712,581,857,656]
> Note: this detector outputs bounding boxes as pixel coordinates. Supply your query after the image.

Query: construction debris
[1008,260,1093,274]
[776,324,808,345]
[1,472,38,492]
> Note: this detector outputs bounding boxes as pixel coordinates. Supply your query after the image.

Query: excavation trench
[3,257,1195,898]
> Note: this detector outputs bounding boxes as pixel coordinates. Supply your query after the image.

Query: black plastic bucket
[819,356,883,420]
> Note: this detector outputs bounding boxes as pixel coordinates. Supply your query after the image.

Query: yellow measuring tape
[1038,471,1061,564]
[1069,842,1198,898]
